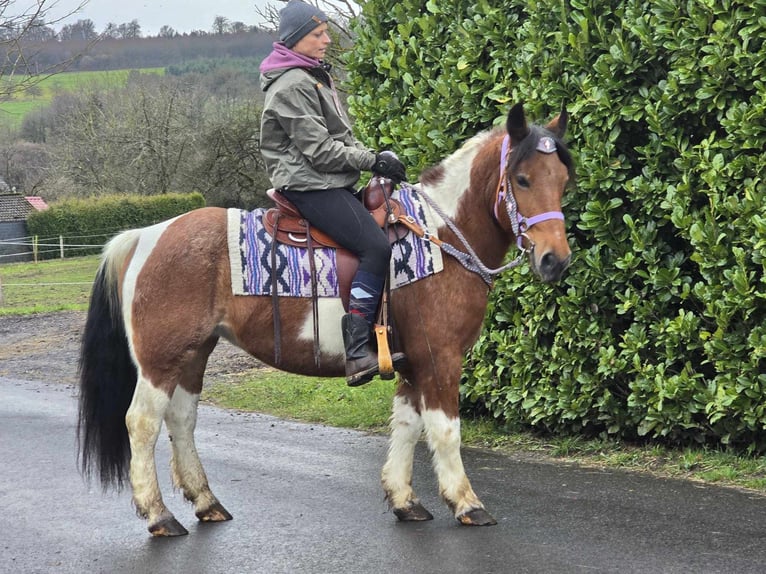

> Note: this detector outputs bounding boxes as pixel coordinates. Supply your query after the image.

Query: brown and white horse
[77,102,573,536]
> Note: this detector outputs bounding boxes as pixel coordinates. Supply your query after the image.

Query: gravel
[0,310,264,387]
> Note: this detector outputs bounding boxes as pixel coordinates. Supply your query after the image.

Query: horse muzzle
[532,249,571,283]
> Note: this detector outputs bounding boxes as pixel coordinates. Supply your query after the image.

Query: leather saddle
[262,178,408,311]
[264,178,406,249]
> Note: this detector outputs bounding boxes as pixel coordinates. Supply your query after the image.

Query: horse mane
[419,130,494,187]
[419,122,573,189]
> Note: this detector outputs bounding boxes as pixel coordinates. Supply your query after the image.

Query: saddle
[263,178,409,369]
[264,179,406,249]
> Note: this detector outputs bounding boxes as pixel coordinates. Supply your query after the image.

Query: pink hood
[260,42,321,73]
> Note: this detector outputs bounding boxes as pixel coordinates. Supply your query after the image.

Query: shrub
[26,192,206,259]
[347,0,766,450]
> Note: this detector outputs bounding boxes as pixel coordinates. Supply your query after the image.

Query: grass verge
[204,374,766,495]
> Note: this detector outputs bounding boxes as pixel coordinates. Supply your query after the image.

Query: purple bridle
[494,134,566,250]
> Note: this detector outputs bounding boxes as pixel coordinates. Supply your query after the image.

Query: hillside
[7,29,275,74]
[1,68,165,126]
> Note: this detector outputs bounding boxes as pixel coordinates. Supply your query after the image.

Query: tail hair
[77,230,140,491]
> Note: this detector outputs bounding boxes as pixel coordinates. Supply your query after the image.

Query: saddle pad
[227,185,444,297]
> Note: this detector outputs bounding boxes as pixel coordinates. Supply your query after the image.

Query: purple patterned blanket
[227,185,443,297]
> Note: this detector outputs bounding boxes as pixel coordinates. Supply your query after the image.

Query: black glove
[373,151,407,182]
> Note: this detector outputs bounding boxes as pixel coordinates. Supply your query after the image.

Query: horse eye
[516,175,530,188]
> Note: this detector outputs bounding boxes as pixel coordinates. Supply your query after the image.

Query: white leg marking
[382,395,424,508]
[421,407,483,515]
[125,374,172,521]
[297,297,346,357]
[165,387,218,511]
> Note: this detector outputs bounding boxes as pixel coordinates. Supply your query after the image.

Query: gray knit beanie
[279,0,329,48]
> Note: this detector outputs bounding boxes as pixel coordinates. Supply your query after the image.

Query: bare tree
[230,21,249,34]
[41,71,270,207]
[102,22,119,38]
[48,74,207,195]
[116,19,141,39]
[0,1,95,97]
[212,16,230,35]
[59,19,98,41]
[158,25,177,39]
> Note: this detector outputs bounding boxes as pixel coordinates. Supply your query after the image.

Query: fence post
[33,235,38,263]
[60,235,64,259]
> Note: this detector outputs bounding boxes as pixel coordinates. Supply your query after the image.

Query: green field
[0,68,165,126]
[0,255,99,314]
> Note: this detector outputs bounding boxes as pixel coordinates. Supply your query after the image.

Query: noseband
[494,134,566,252]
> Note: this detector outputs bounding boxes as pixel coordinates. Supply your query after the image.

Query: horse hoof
[149,516,189,537]
[196,502,233,523]
[394,502,434,522]
[457,508,498,526]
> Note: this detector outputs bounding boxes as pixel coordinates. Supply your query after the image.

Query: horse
[77,102,573,536]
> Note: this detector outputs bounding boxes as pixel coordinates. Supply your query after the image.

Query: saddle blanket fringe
[227,185,444,297]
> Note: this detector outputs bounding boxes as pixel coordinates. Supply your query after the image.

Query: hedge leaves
[347,0,766,450]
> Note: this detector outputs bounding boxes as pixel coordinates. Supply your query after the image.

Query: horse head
[502,102,573,282]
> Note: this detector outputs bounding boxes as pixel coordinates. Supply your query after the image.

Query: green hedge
[347,0,766,450]
[26,193,206,259]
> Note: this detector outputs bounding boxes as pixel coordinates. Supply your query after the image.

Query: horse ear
[506,102,530,144]
[546,105,568,138]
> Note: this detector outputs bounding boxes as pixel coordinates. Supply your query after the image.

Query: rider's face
[292,23,331,60]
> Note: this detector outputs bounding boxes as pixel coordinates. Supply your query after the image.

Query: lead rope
[398,183,528,286]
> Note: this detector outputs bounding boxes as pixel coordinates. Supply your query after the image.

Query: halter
[494,134,566,250]
[395,132,567,286]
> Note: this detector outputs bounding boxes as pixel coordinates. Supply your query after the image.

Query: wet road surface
[2,377,766,574]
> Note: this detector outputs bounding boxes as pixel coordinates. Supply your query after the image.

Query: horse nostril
[539,251,568,281]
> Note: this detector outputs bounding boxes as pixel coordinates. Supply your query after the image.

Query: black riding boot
[342,313,405,386]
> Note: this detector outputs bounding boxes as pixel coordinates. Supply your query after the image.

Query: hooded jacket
[259,43,376,192]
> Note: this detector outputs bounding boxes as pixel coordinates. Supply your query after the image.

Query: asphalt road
[3,376,766,574]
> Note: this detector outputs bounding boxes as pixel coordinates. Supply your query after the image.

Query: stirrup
[374,324,406,380]
[374,324,394,378]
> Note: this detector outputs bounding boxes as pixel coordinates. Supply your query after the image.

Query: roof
[0,194,49,223]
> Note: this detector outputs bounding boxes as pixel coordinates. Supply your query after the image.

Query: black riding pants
[281,188,391,278]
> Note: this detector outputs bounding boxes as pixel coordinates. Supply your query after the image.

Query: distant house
[0,193,50,263]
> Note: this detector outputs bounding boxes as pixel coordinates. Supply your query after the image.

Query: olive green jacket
[260,64,376,192]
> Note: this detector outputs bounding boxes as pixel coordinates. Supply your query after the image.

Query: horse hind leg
[165,385,233,524]
[381,394,433,521]
[125,375,189,536]
[421,408,497,526]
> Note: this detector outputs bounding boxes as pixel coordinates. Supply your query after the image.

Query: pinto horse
[77,102,573,536]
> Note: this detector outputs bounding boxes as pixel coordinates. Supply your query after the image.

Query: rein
[399,186,521,286]
[395,134,565,286]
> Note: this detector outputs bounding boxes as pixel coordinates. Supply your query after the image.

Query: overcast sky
[44,0,273,36]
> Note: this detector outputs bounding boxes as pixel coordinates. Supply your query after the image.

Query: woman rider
[259,0,406,386]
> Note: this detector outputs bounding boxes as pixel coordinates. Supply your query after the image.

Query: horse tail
[77,229,141,491]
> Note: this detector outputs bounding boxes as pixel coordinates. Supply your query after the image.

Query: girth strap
[270,211,282,365]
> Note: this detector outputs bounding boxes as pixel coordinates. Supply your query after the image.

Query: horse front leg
[422,403,497,526]
[165,386,233,525]
[125,377,188,536]
[382,391,433,521]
